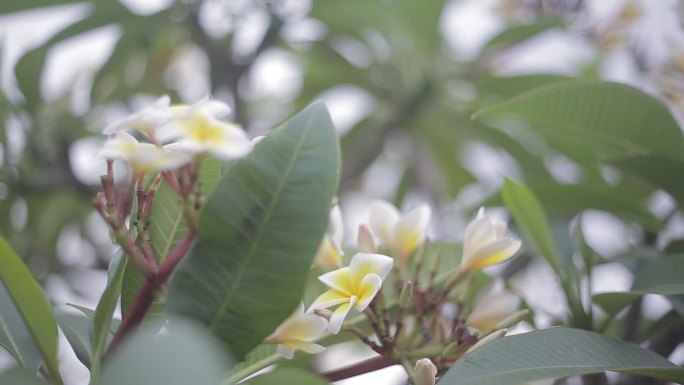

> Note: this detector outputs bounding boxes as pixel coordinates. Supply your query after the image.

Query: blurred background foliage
[1,0,684,380]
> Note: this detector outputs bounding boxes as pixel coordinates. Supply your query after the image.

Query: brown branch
[322,355,395,382]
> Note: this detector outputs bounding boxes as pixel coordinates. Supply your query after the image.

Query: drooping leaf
[55,312,93,369]
[243,367,329,385]
[167,102,339,359]
[501,178,560,272]
[473,81,684,161]
[90,254,127,380]
[98,319,232,385]
[0,283,42,371]
[593,254,684,315]
[440,328,684,385]
[0,238,61,384]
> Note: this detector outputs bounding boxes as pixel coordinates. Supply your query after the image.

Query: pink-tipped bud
[414,358,437,385]
[357,224,377,253]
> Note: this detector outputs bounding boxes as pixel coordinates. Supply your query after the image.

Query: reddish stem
[104,233,195,358]
[322,355,395,382]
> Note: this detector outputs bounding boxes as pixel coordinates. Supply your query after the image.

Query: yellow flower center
[187,115,224,144]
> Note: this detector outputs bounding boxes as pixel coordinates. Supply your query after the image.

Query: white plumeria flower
[313,205,344,270]
[264,302,327,359]
[97,132,190,174]
[310,252,393,334]
[103,95,174,135]
[466,289,521,333]
[459,208,522,273]
[367,200,431,260]
[159,98,251,160]
[414,358,438,385]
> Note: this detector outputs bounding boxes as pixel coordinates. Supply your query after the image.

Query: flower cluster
[97,96,252,175]
[264,198,525,378]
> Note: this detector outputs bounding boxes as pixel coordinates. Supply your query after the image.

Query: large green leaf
[440,328,684,385]
[473,81,684,161]
[167,102,339,359]
[613,155,684,208]
[479,20,563,58]
[121,157,221,319]
[0,0,85,15]
[98,319,232,385]
[0,238,61,384]
[0,284,42,371]
[243,367,328,385]
[501,178,560,272]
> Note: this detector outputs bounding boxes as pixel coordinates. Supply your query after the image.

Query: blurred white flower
[367,200,431,260]
[459,208,521,273]
[466,289,521,333]
[264,302,327,359]
[310,252,393,334]
[313,205,344,270]
[161,98,251,160]
[103,95,173,135]
[96,131,189,173]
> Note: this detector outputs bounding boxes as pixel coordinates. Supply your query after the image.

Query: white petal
[392,204,431,258]
[463,216,495,258]
[354,273,382,311]
[329,205,344,246]
[309,289,350,310]
[467,291,520,332]
[367,200,400,247]
[293,341,326,354]
[197,98,231,118]
[318,267,353,294]
[350,252,393,281]
[462,237,521,271]
[277,344,295,359]
[328,297,356,334]
[493,220,508,238]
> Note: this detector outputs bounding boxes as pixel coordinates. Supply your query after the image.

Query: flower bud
[493,309,529,330]
[313,308,333,321]
[414,358,437,385]
[399,281,413,309]
[465,328,507,354]
[357,224,377,253]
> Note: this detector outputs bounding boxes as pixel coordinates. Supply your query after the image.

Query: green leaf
[243,367,328,385]
[473,81,684,161]
[167,102,339,359]
[0,368,49,385]
[90,254,127,380]
[593,254,684,315]
[98,319,232,385]
[479,20,563,57]
[55,312,93,369]
[0,283,42,371]
[501,178,560,272]
[613,155,684,208]
[0,237,62,384]
[121,157,221,320]
[476,74,572,101]
[440,327,684,385]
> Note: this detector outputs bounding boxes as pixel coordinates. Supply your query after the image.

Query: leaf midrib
[207,114,315,330]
